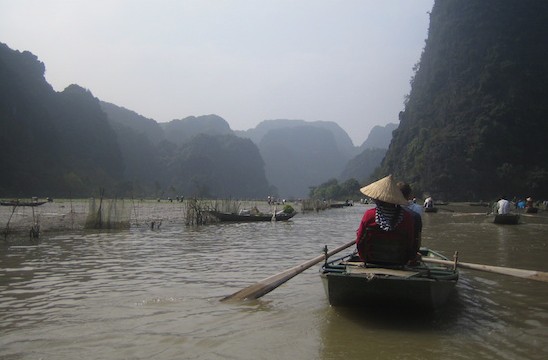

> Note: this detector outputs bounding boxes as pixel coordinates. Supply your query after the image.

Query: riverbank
[0,198,292,237]
[2,199,545,238]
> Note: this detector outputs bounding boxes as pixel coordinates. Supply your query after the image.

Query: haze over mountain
[358,123,398,153]
[3,0,545,201]
[258,125,349,198]
[235,119,359,159]
[161,115,233,146]
[0,1,434,148]
[1,41,381,199]
[339,123,397,184]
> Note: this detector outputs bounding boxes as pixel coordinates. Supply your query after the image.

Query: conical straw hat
[360,175,408,205]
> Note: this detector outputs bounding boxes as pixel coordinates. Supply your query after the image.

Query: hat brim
[360,175,408,205]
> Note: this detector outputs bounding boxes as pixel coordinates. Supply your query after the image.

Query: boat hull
[494,214,520,224]
[469,202,489,207]
[320,249,458,309]
[424,207,438,213]
[206,211,296,222]
[1,201,47,207]
[329,203,352,208]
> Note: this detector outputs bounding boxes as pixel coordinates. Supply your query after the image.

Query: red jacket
[355,207,416,264]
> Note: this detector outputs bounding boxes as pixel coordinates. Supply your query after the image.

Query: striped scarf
[375,202,404,231]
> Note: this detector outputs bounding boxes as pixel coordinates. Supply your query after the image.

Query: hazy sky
[1,0,434,145]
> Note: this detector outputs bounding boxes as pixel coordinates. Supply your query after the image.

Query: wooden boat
[525,207,538,214]
[329,202,352,208]
[1,200,48,207]
[493,213,520,224]
[320,248,458,309]
[206,210,296,222]
[469,202,489,207]
[424,207,438,213]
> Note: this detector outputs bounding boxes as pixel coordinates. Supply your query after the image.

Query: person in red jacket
[356,175,418,265]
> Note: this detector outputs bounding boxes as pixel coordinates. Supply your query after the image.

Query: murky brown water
[1,203,547,359]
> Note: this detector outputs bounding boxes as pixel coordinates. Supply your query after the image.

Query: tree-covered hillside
[162,115,233,145]
[101,101,165,145]
[1,41,393,199]
[358,123,397,152]
[167,134,272,198]
[340,122,396,184]
[237,119,359,159]
[0,43,124,196]
[380,0,548,201]
[0,43,272,198]
[340,148,387,184]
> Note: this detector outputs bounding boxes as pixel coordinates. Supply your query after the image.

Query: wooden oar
[422,257,548,283]
[221,240,356,302]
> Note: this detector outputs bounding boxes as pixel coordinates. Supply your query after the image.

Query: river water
[1,203,547,360]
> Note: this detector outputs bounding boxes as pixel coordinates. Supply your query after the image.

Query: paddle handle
[422,257,548,283]
[221,240,356,301]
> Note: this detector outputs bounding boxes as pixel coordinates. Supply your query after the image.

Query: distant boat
[205,210,296,222]
[1,200,48,207]
[525,207,538,214]
[329,202,353,209]
[469,202,489,207]
[424,207,438,213]
[493,213,520,225]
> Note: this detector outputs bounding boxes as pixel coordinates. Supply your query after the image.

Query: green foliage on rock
[0,43,124,197]
[379,0,548,200]
[340,148,387,184]
[282,204,295,214]
[309,178,361,200]
[0,42,273,199]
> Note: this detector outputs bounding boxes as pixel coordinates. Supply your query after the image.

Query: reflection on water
[1,204,547,359]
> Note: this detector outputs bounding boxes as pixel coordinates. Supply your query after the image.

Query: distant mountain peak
[359,123,397,151]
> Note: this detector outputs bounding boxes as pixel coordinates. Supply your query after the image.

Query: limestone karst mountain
[379,0,548,200]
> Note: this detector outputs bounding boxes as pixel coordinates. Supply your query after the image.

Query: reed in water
[84,197,130,229]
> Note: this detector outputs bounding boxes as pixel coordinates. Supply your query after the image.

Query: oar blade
[221,255,324,302]
[221,273,294,302]
[221,240,356,302]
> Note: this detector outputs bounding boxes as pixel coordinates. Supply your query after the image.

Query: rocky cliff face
[0,43,125,196]
[2,39,408,199]
[380,0,548,200]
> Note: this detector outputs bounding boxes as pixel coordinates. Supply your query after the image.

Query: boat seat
[360,226,414,265]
